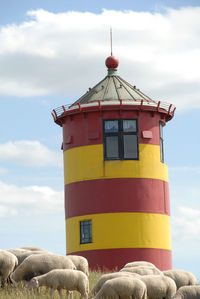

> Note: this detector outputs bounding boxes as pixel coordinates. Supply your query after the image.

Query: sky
[0,0,199,279]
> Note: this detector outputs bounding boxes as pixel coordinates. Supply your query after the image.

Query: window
[80,220,92,244]
[160,122,164,163]
[103,119,139,160]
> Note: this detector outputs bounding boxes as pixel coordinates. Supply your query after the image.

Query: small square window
[80,220,92,244]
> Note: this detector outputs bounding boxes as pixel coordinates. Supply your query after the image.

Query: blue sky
[0,0,199,279]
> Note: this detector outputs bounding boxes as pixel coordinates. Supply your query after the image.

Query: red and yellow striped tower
[52,55,176,271]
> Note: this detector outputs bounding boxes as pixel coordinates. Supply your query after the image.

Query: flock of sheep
[0,246,200,298]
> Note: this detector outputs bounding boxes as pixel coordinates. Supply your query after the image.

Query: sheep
[140,274,177,299]
[0,250,18,287]
[30,269,89,299]
[171,285,200,299]
[10,253,76,285]
[20,246,48,252]
[7,248,28,255]
[89,271,141,297]
[123,261,157,269]
[163,269,197,289]
[120,265,163,275]
[94,276,147,299]
[7,249,53,269]
[7,248,32,266]
[67,255,89,276]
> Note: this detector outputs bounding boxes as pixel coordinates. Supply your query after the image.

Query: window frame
[160,122,164,163]
[103,119,139,161]
[80,220,92,244]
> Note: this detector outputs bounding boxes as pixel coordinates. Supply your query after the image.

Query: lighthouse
[52,55,176,271]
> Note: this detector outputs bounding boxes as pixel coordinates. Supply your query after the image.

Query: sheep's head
[9,274,17,288]
[29,278,39,289]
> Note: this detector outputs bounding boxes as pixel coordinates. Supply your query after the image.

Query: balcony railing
[52,99,176,123]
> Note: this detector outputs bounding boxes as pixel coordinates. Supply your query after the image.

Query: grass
[0,271,103,299]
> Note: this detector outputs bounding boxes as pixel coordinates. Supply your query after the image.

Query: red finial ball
[105,55,119,69]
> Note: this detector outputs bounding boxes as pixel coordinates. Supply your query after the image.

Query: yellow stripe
[66,213,171,253]
[64,144,168,184]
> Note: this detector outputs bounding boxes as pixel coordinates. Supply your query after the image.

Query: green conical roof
[71,68,157,107]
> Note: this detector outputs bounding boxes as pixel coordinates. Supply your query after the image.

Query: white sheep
[172,285,200,299]
[20,246,48,252]
[30,269,89,299]
[0,250,18,286]
[163,269,197,289]
[67,255,89,276]
[123,261,157,269]
[140,274,177,299]
[7,249,52,269]
[120,265,163,275]
[94,276,147,299]
[89,271,141,297]
[10,253,76,284]
[7,248,28,255]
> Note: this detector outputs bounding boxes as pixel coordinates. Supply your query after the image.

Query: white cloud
[0,7,200,109]
[178,206,200,218]
[171,206,200,240]
[0,140,62,167]
[0,205,18,217]
[0,180,64,217]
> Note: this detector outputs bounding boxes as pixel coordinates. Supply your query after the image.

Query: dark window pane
[106,136,119,158]
[160,122,164,162]
[123,120,137,132]
[160,123,163,139]
[160,139,164,163]
[123,135,138,159]
[80,220,92,244]
[105,120,118,133]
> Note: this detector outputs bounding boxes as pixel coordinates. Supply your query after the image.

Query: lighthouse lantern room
[52,55,176,271]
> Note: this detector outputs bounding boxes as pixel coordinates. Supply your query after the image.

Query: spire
[105,28,119,75]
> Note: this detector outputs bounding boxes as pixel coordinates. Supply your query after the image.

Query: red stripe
[65,178,169,218]
[68,248,172,271]
[62,110,163,151]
